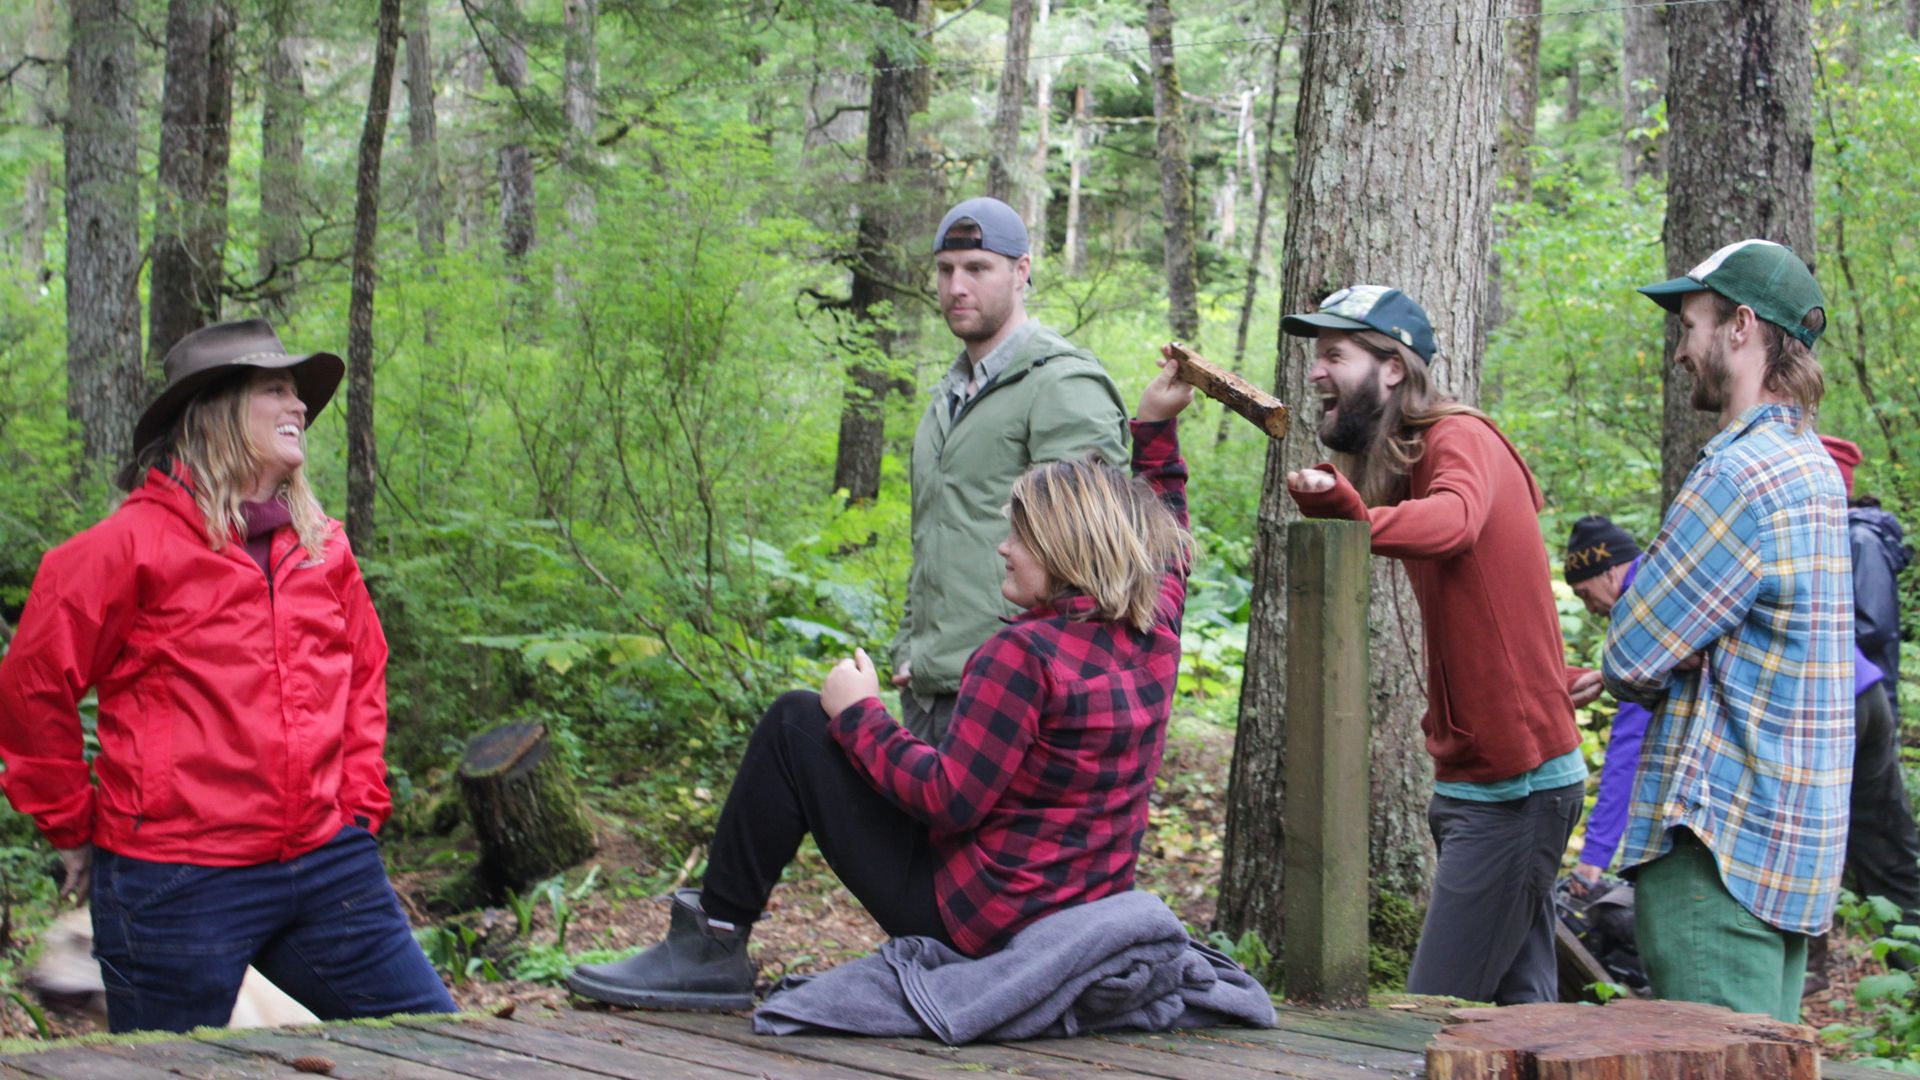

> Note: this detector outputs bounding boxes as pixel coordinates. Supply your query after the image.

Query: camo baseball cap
[1281,285,1437,362]
[1637,239,1826,346]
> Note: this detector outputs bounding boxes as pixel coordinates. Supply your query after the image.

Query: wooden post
[1281,519,1371,1006]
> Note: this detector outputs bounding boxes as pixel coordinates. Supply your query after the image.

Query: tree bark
[1024,0,1052,254]
[148,0,218,369]
[1499,0,1540,200]
[1658,0,1814,510]
[1219,40,1288,446]
[478,0,535,261]
[20,0,58,284]
[347,0,404,554]
[1065,83,1090,274]
[1909,0,1919,40]
[404,0,445,259]
[455,44,486,250]
[1218,0,1502,954]
[1147,0,1198,343]
[202,2,233,317]
[261,0,306,309]
[1564,53,1581,123]
[64,0,145,467]
[1620,1,1668,186]
[562,0,597,233]
[987,0,1034,203]
[832,0,922,503]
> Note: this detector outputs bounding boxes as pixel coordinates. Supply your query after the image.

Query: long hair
[127,371,330,556]
[1006,457,1191,633]
[1708,292,1826,426]
[1337,330,1489,506]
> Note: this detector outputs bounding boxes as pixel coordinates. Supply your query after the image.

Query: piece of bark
[1165,342,1290,440]
[1426,998,1819,1080]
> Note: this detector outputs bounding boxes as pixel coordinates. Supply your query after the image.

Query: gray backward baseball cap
[933,197,1030,259]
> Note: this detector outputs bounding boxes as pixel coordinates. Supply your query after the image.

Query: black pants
[1847,682,1920,919]
[1405,782,1583,1004]
[699,691,953,946]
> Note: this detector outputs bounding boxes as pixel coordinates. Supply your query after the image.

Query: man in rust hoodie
[1283,286,1592,1004]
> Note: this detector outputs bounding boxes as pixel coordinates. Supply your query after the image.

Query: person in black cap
[1562,516,1651,896]
[886,196,1127,743]
[0,320,456,1033]
[1282,284,1593,1005]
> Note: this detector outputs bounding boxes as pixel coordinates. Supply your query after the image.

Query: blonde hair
[1707,292,1826,425]
[1337,330,1489,507]
[133,370,330,556]
[1006,457,1191,633]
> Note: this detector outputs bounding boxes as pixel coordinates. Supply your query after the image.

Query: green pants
[1636,828,1808,1022]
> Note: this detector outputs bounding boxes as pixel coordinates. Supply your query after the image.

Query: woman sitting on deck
[569,350,1196,1009]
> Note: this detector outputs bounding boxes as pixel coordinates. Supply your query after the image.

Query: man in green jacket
[890,197,1128,742]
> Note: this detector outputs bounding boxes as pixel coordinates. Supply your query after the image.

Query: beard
[1688,336,1732,413]
[1318,368,1388,454]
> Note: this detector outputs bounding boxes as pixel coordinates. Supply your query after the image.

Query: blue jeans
[90,825,457,1033]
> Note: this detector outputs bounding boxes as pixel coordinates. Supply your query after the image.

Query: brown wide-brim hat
[131,319,344,454]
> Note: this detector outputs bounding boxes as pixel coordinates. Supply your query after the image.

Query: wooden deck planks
[0,1004,1893,1078]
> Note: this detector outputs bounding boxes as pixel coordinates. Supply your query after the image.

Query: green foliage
[1821,891,1920,1067]
[1368,891,1424,991]
[1205,926,1276,989]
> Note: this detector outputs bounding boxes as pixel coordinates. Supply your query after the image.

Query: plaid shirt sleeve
[827,633,1045,835]
[1602,465,1764,708]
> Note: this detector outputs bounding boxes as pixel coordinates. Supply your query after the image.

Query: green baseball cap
[1637,239,1826,346]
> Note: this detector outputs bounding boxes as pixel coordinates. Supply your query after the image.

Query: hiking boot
[567,889,755,1010]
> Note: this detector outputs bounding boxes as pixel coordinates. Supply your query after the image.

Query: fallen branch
[1164,342,1290,440]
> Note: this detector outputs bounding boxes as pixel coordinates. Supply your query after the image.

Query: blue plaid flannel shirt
[1602,403,1854,935]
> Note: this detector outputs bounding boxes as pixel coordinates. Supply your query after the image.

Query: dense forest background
[1,0,1918,1045]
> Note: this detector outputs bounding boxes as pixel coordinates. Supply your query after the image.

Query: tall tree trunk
[348,0,405,554]
[1564,53,1582,123]
[1024,0,1052,254]
[562,0,597,232]
[479,0,535,260]
[1147,0,1198,343]
[1499,0,1540,200]
[1658,0,1813,509]
[20,0,58,283]
[1620,1,1669,186]
[1213,86,1254,248]
[261,0,306,309]
[987,0,1034,203]
[1218,0,1502,951]
[1218,39,1287,447]
[201,2,232,320]
[832,0,921,503]
[455,44,486,250]
[148,0,216,369]
[405,0,445,258]
[1065,83,1090,274]
[1908,0,1919,40]
[65,0,144,467]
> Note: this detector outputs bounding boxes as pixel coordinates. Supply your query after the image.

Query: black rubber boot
[567,889,755,1010]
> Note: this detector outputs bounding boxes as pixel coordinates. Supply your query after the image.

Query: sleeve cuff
[1289,464,1369,521]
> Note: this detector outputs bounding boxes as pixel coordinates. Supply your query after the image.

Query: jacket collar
[1702,402,1804,460]
[1007,590,1101,624]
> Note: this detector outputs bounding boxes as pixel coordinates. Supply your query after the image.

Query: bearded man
[890,197,1127,743]
[1282,285,1592,1005]
[1603,240,1852,1023]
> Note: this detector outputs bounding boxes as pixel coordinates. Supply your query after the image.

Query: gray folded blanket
[752,889,1276,1044]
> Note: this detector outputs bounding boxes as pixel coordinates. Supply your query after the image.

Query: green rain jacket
[892,323,1128,697]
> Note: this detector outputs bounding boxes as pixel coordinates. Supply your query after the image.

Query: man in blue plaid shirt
[1602,239,1853,1023]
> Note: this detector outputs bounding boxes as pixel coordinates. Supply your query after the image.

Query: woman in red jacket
[0,320,455,1033]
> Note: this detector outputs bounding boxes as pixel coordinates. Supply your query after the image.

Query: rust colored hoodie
[1290,414,1580,783]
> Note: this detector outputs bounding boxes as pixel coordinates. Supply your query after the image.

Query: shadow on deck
[0,1002,1889,1079]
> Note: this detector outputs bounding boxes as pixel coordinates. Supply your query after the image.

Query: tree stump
[1426,999,1820,1079]
[457,723,596,898]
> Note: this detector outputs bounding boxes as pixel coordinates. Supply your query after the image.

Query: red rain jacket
[0,468,391,864]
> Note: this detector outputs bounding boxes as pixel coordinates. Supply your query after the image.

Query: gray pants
[1405,782,1583,1004]
[899,690,958,745]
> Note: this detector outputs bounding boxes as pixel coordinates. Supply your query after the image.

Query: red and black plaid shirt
[829,418,1189,956]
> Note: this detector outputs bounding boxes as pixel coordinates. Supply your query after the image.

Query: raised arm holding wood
[1162,342,1290,440]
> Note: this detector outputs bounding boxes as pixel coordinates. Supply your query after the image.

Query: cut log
[1165,342,1290,440]
[1426,998,1820,1080]
[457,723,597,898]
